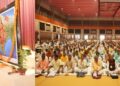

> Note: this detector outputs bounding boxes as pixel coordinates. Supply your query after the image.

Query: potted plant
[18,48,27,75]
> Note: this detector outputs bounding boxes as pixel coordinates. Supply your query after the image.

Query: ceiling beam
[100,0,120,2]
[113,6,120,17]
[69,17,120,21]
[98,0,100,17]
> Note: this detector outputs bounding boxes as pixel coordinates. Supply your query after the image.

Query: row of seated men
[35,40,120,78]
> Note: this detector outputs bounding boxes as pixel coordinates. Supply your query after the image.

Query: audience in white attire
[35,40,120,78]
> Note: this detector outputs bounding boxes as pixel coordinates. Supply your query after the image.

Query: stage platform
[36,75,120,86]
[0,64,35,86]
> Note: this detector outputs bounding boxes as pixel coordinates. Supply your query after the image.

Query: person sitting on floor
[36,53,49,75]
[64,55,75,75]
[92,55,102,79]
[107,54,118,76]
[74,54,88,73]
[47,54,63,76]
[60,52,68,65]
[113,48,120,64]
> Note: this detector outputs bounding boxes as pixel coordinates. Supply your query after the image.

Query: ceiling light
[78,8,81,11]
[61,8,63,11]
[68,14,71,16]
[96,13,98,16]
[72,0,75,2]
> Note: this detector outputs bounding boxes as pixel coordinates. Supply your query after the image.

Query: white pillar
[51,24,54,40]
[81,29,84,40]
[74,29,75,40]
[112,29,115,40]
[97,29,99,40]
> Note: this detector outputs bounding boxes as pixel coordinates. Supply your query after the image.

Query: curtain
[20,0,35,50]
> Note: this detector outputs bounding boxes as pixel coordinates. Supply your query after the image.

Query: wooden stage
[36,75,120,86]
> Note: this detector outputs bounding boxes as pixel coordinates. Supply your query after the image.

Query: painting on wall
[0,6,18,64]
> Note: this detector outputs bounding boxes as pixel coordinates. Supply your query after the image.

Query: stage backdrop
[0,6,18,64]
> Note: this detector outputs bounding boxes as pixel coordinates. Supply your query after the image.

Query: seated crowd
[35,39,120,78]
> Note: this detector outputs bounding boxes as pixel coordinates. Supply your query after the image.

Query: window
[75,34,80,39]
[100,30,105,34]
[84,34,88,40]
[53,26,56,32]
[40,22,45,31]
[46,24,51,31]
[84,29,89,34]
[75,29,81,34]
[68,29,74,33]
[100,35,105,41]
[106,30,112,34]
[115,30,120,34]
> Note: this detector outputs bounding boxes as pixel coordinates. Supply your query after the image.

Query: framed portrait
[0,6,18,64]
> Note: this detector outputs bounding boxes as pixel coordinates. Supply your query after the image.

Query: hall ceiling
[36,0,120,19]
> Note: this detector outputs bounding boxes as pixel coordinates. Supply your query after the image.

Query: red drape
[0,0,14,10]
[20,0,35,50]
